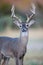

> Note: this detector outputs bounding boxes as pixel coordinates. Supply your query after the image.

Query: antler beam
[11,5,22,23]
[26,3,36,23]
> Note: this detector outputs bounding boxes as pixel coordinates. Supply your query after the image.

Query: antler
[11,5,22,23]
[11,4,15,17]
[30,3,36,14]
[26,3,36,23]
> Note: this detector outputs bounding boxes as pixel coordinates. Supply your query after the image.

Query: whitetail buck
[0,3,36,65]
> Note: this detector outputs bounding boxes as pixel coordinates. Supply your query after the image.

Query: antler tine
[26,13,30,22]
[11,4,15,17]
[26,3,36,23]
[26,13,34,23]
[30,3,36,14]
[11,5,22,23]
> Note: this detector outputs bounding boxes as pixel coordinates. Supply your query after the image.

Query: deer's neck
[20,31,28,45]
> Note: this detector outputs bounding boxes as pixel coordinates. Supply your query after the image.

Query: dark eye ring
[20,25,22,27]
[26,25,28,27]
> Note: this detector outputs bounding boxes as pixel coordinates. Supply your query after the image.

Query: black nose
[22,29,27,32]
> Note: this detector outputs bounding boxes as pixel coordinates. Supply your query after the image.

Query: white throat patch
[22,32,28,37]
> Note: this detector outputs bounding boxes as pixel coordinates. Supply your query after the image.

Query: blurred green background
[0,0,43,65]
[0,2,43,31]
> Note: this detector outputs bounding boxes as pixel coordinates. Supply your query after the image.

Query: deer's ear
[29,20,35,27]
[13,20,20,27]
[12,17,21,27]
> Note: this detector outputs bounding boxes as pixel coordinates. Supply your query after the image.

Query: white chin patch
[22,32,28,37]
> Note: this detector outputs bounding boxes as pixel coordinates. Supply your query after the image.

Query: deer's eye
[20,25,22,28]
[26,25,28,27]
[26,24,28,27]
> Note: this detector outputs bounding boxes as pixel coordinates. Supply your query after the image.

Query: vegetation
[0,3,11,16]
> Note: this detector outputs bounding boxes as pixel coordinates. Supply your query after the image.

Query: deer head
[11,3,36,31]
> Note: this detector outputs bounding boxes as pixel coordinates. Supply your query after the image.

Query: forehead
[22,22,27,25]
[22,22,26,26]
[22,22,28,25]
[21,22,28,28]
